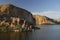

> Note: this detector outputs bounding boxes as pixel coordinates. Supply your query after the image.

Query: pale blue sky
[0,0,60,19]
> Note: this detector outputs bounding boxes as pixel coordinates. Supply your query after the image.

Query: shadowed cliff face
[33,15,60,25]
[0,4,35,25]
[0,4,36,32]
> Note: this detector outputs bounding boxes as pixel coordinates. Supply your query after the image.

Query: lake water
[0,25,60,40]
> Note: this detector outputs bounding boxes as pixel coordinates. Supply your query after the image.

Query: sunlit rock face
[0,4,35,25]
[33,15,56,25]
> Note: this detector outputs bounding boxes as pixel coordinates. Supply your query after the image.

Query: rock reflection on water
[0,32,32,40]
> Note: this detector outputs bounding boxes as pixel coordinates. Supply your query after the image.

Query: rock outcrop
[0,4,35,25]
[33,15,60,25]
[0,4,36,32]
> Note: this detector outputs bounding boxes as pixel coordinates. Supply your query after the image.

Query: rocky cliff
[0,4,35,25]
[0,4,36,32]
[33,15,60,25]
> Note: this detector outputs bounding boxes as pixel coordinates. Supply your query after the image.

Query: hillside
[33,15,60,25]
[0,4,36,32]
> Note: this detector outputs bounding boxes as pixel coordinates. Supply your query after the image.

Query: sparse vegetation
[0,19,34,32]
[0,4,40,32]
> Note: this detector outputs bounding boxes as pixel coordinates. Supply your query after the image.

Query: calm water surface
[0,25,60,40]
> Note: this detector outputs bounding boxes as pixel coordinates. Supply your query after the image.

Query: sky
[0,0,60,19]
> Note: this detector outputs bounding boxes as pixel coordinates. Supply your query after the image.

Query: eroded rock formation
[0,4,35,32]
[33,15,60,25]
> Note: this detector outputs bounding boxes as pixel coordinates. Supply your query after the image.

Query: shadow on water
[0,32,32,40]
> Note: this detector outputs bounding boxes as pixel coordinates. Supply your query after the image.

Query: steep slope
[0,4,36,32]
[0,4,35,25]
[33,15,60,25]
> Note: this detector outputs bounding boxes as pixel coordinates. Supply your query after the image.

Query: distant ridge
[33,15,60,25]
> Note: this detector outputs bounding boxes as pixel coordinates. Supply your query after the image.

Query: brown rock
[0,4,35,25]
[33,15,56,25]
